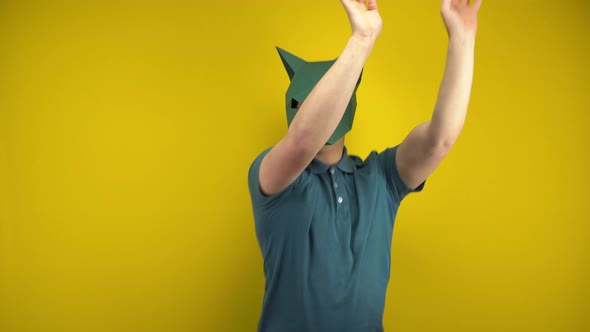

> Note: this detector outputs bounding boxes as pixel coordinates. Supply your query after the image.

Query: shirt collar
[309,147,355,174]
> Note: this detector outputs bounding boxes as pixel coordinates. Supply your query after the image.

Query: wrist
[349,34,375,54]
[448,34,476,51]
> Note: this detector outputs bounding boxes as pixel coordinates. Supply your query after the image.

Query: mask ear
[276,47,306,81]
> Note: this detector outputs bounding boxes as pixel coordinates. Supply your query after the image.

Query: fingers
[441,0,460,12]
[441,0,451,12]
[340,0,353,12]
[472,0,482,11]
[340,0,360,9]
[341,0,378,12]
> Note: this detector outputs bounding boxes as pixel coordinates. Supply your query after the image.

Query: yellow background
[1,1,588,331]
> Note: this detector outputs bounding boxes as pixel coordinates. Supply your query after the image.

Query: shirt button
[330,167,335,175]
[334,182,338,189]
[337,196,343,204]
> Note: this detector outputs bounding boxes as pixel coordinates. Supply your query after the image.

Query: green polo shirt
[248,145,425,332]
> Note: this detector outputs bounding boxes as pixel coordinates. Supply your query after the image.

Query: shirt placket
[330,167,347,216]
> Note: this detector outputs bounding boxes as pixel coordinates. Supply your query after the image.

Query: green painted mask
[277,47,362,145]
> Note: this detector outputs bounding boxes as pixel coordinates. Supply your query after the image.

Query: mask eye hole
[291,98,300,109]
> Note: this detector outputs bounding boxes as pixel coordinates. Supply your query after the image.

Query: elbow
[427,121,463,152]
[436,136,457,151]
[287,126,317,157]
[428,131,459,154]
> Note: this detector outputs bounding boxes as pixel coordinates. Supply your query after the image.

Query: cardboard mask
[277,47,362,145]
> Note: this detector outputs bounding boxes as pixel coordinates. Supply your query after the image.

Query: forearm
[429,37,475,147]
[288,36,372,152]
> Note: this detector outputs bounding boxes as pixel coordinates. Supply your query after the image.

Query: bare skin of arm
[259,0,382,196]
[397,0,482,190]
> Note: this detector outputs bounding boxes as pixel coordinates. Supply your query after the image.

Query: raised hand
[441,0,482,40]
[340,0,383,44]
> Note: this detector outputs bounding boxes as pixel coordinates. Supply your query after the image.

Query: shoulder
[247,147,273,192]
[248,147,273,173]
[247,147,312,208]
[353,146,423,202]
[349,145,401,170]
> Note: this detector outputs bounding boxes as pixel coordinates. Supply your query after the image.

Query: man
[248,0,482,330]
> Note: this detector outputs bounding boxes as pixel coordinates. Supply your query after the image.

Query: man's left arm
[396,0,482,190]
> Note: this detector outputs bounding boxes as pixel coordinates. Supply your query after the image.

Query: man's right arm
[259,0,382,196]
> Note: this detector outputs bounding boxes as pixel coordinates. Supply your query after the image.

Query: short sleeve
[377,145,425,203]
[247,147,307,210]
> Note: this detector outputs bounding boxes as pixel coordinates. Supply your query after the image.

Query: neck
[315,138,345,166]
